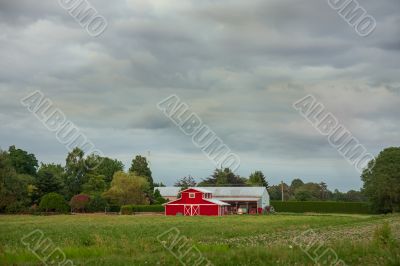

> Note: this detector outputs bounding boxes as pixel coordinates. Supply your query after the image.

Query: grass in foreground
[0,213,399,265]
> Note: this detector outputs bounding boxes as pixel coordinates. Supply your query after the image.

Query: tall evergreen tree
[200,168,245,186]
[64,147,87,198]
[174,176,197,188]
[129,155,153,188]
[247,171,269,188]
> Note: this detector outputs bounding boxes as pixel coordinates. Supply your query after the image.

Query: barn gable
[163,188,229,216]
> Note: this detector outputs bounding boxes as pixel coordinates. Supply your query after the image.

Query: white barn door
[192,205,200,216]
[184,205,191,216]
[184,205,200,216]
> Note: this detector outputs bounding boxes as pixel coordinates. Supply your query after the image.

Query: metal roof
[187,187,211,193]
[197,187,266,197]
[155,187,267,197]
[155,187,180,196]
[205,199,230,206]
[212,197,260,202]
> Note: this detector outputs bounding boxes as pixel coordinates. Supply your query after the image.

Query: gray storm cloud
[0,0,399,190]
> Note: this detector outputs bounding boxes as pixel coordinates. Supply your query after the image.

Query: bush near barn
[133,205,164,212]
[70,194,90,212]
[87,194,109,212]
[39,192,69,213]
[120,205,164,214]
[120,205,133,215]
[271,200,372,214]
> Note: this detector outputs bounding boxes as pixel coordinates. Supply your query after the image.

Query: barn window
[189,193,195,198]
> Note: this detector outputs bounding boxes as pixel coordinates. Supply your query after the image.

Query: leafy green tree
[0,151,35,212]
[332,189,346,201]
[85,155,124,184]
[344,190,366,202]
[96,157,124,185]
[7,174,35,212]
[294,183,322,200]
[362,147,400,213]
[294,188,314,201]
[82,174,106,195]
[36,163,64,199]
[268,183,290,201]
[87,194,108,212]
[268,185,281,200]
[247,171,269,188]
[8,145,38,176]
[0,151,17,211]
[290,178,304,195]
[129,155,153,188]
[64,147,88,198]
[103,171,150,205]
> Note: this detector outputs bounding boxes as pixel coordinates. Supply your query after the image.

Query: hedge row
[120,205,164,214]
[270,200,372,214]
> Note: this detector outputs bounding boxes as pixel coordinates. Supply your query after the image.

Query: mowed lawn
[0,214,399,266]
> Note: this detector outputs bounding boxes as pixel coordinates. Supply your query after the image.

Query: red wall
[165,204,220,216]
[164,188,223,216]
[165,205,184,215]
[199,205,219,216]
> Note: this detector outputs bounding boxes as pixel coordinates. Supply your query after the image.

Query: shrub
[132,205,164,212]
[70,194,90,212]
[5,202,27,214]
[87,194,108,212]
[120,205,134,215]
[270,200,372,214]
[106,204,121,213]
[119,205,164,214]
[39,193,68,213]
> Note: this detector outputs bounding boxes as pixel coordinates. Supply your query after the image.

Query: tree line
[171,147,400,213]
[0,145,399,213]
[0,145,165,213]
[173,169,365,202]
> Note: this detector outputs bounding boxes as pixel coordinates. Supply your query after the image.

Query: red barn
[164,188,229,216]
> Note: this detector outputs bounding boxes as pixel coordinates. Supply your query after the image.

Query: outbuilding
[157,186,270,215]
[164,188,229,216]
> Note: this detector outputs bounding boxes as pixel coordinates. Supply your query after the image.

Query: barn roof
[155,187,180,196]
[197,187,266,197]
[155,186,266,197]
[186,187,212,193]
[205,199,230,206]
[211,197,260,201]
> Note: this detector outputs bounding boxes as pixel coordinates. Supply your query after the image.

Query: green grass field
[0,213,399,265]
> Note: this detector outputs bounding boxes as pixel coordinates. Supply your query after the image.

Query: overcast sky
[1,0,399,191]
